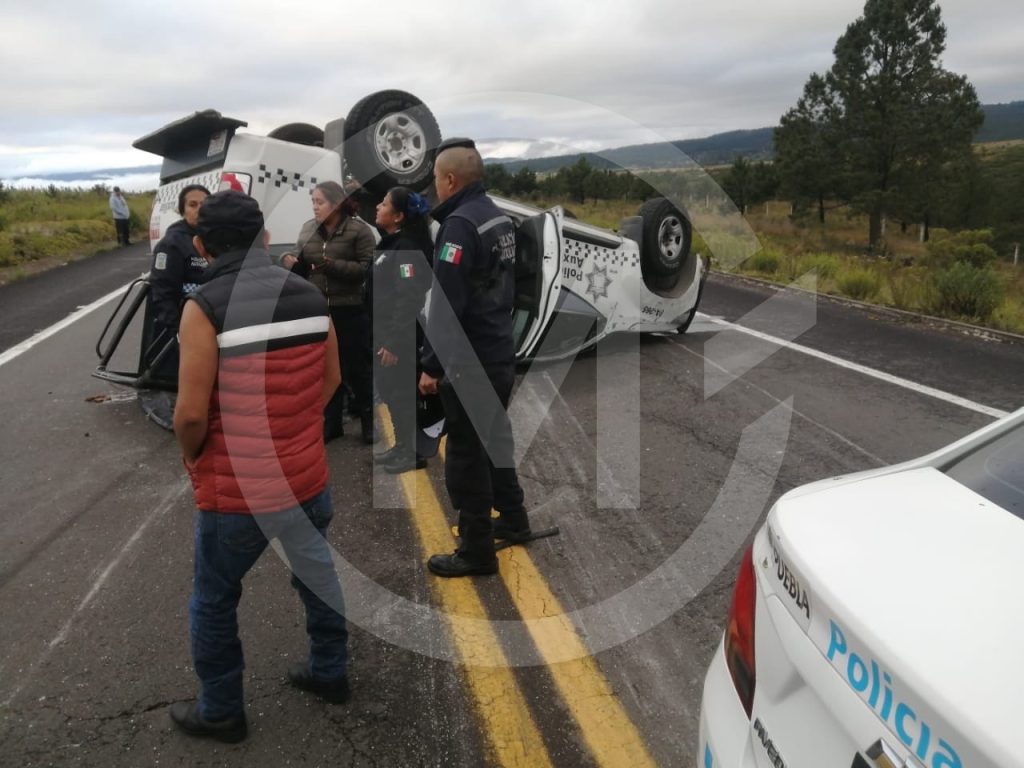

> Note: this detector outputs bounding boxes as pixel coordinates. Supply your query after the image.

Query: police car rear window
[944,422,1024,519]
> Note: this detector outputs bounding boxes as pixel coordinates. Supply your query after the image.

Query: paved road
[0,250,1018,766]
[0,243,151,354]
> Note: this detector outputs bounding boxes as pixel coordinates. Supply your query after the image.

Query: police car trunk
[133,109,346,259]
[700,415,1024,767]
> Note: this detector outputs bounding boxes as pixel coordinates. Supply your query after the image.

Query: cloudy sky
[1,0,1021,183]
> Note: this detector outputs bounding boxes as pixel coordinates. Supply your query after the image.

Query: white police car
[96,91,705,389]
[698,407,1024,768]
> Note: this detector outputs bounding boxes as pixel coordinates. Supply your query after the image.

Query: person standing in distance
[109,185,131,246]
[171,191,350,743]
[418,138,532,577]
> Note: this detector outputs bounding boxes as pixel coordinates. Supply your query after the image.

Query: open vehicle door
[94,278,177,391]
[512,209,562,360]
[93,278,180,429]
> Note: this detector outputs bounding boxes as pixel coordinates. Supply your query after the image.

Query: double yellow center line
[379,407,656,767]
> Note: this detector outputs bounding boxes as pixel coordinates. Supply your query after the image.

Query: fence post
[1014,243,1020,266]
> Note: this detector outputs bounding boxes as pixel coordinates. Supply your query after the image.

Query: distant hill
[2,164,162,182]
[491,128,775,173]
[490,101,1024,174]
[977,102,1024,143]
[14,101,1024,184]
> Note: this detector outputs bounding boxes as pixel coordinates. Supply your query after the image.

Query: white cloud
[0,0,1021,178]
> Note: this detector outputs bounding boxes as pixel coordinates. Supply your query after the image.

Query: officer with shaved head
[418,138,532,577]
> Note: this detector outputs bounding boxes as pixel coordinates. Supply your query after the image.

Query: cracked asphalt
[0,247,1020,766]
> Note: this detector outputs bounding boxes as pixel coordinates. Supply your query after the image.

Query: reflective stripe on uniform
[476,216,512,235]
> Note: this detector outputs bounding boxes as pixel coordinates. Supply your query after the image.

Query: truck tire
[344,91,440,195]
[638,197,692,279]
[267,123,325,147]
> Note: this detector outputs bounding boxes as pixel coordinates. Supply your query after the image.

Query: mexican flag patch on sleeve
[399,264,414,278]
[439,243,463,265]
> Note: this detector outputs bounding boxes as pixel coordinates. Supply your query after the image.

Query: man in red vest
[170,190,349,743]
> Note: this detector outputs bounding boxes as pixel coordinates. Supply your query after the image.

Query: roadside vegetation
[494,183,1024,336]
[501,181,1023,334]
[485,0,1023,335]
[0,183,152,281]
[4,3,1021,333]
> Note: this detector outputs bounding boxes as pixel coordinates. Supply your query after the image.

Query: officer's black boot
[427,509,497,576]
[377,442,405,463]
[384,449,427,474]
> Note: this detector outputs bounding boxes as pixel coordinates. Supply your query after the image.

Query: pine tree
[775,75,849,223]
[775,0,982,248]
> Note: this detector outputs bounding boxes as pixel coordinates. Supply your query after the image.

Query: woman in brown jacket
[283,181,377,443]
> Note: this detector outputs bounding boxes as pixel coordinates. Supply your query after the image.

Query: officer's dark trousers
[325,306,373,427]
[439,363,527,564]
[375,355,418,453]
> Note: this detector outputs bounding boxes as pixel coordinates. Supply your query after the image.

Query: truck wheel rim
[658,216,684,265]
[373,113,427,173]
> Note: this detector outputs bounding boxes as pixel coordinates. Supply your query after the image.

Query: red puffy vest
[185,250,332,514]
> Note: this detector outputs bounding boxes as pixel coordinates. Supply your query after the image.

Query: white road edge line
[699,313,1010,420]
[0,278,139,369]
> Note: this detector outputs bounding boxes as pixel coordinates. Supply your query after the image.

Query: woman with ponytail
[370,186,435,473]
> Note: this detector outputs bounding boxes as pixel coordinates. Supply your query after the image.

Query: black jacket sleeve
[149,233,188,329]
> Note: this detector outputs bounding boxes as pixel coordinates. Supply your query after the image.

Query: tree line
[483,159,661,204]
[486,0,1024,256]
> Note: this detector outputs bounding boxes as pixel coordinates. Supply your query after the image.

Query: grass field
[3,166,1020,334]
[527,194,1024,335]
[0,186,153,283]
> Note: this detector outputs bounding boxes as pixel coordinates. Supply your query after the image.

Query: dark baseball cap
[415,393,446,458]
[196,190,265,244]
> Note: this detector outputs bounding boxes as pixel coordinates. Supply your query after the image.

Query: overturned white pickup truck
[95,90,705,390]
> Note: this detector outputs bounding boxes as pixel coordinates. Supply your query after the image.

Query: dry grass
[469,193,1024,333]
[0,188,153,279]
[719,203,1024,333]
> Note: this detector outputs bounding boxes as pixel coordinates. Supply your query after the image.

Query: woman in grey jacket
[283,181,376,443]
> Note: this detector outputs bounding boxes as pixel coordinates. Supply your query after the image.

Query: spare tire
[638,197,692,279]
[343,90,440,195]
[267,123,324,147]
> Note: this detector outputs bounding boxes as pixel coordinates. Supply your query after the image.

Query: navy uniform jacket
[421,182,516,377]
[370,230,433,352]
[149,219,208,330]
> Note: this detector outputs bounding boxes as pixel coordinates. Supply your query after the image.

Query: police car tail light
[219,172,252,195]
[725,544,756,718]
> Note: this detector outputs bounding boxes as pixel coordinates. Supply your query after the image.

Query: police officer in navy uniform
[146,184,211,382]
[418,138,532,577]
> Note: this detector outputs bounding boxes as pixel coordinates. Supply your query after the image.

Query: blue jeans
[189,489,348,720]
